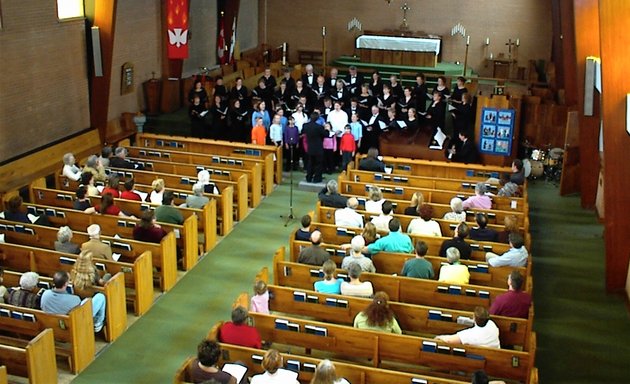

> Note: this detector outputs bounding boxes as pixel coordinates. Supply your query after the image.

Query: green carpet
[71,177,630,383]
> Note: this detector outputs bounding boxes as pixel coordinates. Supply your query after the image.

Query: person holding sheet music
[189,95,208,137]
[2,196,42,225]
[211,95,229,139]
[6,271,41,309]
[189,340,238,384]
[330,79,350,107]
[188,79,209,106]
[377,84,396,113]
[228,77,249,108]
[280,67,296,93]
[250,349,299,384]
[450,76,469,104]
[357,84,376,121]
[388,74,404,101]
[274,80,292,112]
[369,71,384,99]
[327,67,340,89]
[344,65,364,96]
[302,64,316,88]
[451,92,474,139]
[262,68,277,90]
[432,76,451,97]
[227,99,249,143]
[413,73,430,113]
[403,107,420,133]
[397,87,416,119]
[219,306,262,349]
[360,106,384,153]
[313,76,330,108]
[435,306,500,349]
[212,76,229,103]
[81,224,113,261]
[425,91,447,135]
[353,291,402,334]
[291,80,314,113]
[252,79,274,112]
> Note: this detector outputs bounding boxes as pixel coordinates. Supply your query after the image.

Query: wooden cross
[400,2,410,30]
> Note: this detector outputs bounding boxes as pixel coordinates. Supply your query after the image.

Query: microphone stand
[281,145,296,226]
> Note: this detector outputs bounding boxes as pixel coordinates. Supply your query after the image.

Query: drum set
[522,144,564,184]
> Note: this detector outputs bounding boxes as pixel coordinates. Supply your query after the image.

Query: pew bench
[0,329,57,384]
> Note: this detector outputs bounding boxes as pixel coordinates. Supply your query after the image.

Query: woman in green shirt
[353,291,402,334]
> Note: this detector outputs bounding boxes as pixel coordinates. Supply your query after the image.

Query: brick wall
[0,0,90,163]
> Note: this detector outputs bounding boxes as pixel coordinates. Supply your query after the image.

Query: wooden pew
[272,247,518,311]
[0,234,153,316]
[0,300,95,374]
[1,266,128,343]
[289,238,530,289]
[175,343,470,384]
[1,207,178,292]
[0,329,57,384]
[261,283,531,349]
[21,201,195,274]
[311,222,516,263]
[339,177,527,213]
[30,185,217,253]
[136,132,283,185]
[246,312,536,382]
[126,146,274,196]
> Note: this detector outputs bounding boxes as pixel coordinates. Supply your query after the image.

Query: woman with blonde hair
[404,191,425,216]
[149,178,165,205]
[361,222,379,246]
[310,359,350,384]
[70,250,110,290]
[314,260,343,294]
[365,186,385,214]
[497,215,520,244]
[443,197,466,222]
[353,291,401,333]
[250,348,299,384]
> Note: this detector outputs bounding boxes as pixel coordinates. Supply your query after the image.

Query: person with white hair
[438,247,470,285]
[82,154,107,182]
[443,197,467,222]
[149,178,165,205]
[334,197,364,228]
[62,152,82,181]
[318,179,347,208]
[341,235,376,273]
[462,182,492,210]
[185,182,210,209]
[6,271,41,309]
[310,359,350,384]
[302,64,316,88]
[54,226,80,254]
[80,224,113,260]
[197,170,219,195]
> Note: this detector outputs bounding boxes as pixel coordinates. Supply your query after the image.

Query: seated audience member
[448,131,479,163]
[62,152,82,181]
[54,226,80,254]
[120,179,142,201]
[83,154,107,182]
[353,291,402,334]
[340,262,374,297]
[149,178,165,205]
[318,180,348,208]
[71,250,111,289]
[497,215,519,244]
[365,186,386,214]
[400,241,435,279]
[407,204,442,237]
[298,230,330,265]
[198,170,220,195]
[443,197,466,222]
[101,174,121,198]
[41,270,106,333]
[470,370,507,384]
[6,271,41,309]
[497,179,520,198]
[439,222,472,260]
[438,247,470,285]
[371,200,394,232]
[0,268,5,303]
[509,159,525,185]
[99,146,113,168]
[185,182,210,209]
[435,306,500,349]
[366,219,413,255]
[295,215,312,241]
[462,183,492,210]
[358,147,386,172]
[2,195,30,223]
[489,270,531,319]
[81,224,113,260]
[109,146,140,169]
[470,213,498,242]
[85,193,132,217]
[361,222,379,246]
[155,191,184,225]
[341,235,376,273]
[81,172,100,197]
[403,191,424,216]
[314,260,344,294]
[250,349,299,384]
[73,186,92,210]
[189,339,237,384]
[310,359,350,384]
[250,280,269,314]
[334,197,364,228]
[219,306,262,349]
[133,210,167,243]
[486,233,528,267]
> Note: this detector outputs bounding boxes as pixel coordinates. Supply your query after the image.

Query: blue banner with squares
[479,108,515,156]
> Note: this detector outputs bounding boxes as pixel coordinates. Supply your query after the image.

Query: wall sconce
[57,0,84,20]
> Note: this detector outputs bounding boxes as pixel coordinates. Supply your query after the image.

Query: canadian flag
[167,0,189,59]
[217,14,227,64]
[228,16,237,64]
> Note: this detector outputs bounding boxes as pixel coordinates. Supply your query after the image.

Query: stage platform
[333,55,474,77]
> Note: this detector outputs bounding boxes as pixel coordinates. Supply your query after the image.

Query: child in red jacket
[339,124,357,172]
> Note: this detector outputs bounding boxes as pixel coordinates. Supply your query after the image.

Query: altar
[357,31,441,67]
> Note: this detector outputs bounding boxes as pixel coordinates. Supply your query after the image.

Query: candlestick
[516,38,520,46]
[322,26,326,36]
[485,37,490,45]
[466,35,470,46]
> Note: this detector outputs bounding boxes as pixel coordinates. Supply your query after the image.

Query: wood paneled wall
[599,0,630,292]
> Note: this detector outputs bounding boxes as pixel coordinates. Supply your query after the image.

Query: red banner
[167,0,189,59]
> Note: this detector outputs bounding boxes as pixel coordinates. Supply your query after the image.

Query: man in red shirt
[120,179,142,201]
[219,306,262,349]
[489,270,532,319]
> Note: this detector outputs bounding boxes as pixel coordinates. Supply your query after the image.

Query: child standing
[250,280,269,314]
[349,113,363,152]
[269,114,283,147]
[283,116,300,171]
[251,116,267,145]
[339,124,357,172]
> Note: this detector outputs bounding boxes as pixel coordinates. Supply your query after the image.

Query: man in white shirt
[435,306,500,349]
[371,200,393,233]
[335,197,364,228]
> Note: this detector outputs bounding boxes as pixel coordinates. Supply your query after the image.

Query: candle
[490,53,493,59]
[466,35,470,46]
[322,26,326,36]
[486,37,490,45]
[516,38,520,46]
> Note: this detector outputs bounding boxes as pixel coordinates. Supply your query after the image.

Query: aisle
[72,172,319,383]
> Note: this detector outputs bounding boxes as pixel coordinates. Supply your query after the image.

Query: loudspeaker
[91,26,103,77]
